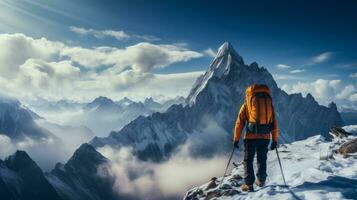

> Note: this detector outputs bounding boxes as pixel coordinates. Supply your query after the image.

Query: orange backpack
[245,84,274,134]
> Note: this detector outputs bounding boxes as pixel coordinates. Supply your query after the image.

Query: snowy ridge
[184,126,357,200]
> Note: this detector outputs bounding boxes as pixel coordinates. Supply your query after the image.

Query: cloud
[97,139,227,199]
[203,48,217,58]
[272,74,300,80]
[133,34,161,42]
[312,52,334,63]
[70,26,161,42]
[289,69,305,74]
[0,33,203,101]
[336,84,356,99]
[282,79,357,108]
[349,93,357,102]
[69,26,130,41]
[95,116,232,199]
[349,72,357,79]
[0,134,68,171]
[337,62,357,69]
[61,42,203,72]
[0,33,63,78]
[276,64,292,69]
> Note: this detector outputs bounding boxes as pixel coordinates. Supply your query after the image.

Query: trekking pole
[218,146,235,188]
[275,148,287,187]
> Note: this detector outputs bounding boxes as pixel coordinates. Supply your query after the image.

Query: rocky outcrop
[339,139,357,157]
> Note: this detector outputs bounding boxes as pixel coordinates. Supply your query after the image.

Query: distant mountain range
[91,42,343,161]
[26,96,186,135]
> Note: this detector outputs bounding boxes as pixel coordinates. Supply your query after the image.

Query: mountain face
[46,143,117,200]
[0,144,117,200]
[0,151,62,200]
[91,42,343,162]
[0,95,53,141]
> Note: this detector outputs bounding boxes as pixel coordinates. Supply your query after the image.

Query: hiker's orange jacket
[233,103,278,142]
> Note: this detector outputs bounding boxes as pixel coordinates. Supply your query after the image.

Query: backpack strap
[264,95,268,124]
[256,93,261,134]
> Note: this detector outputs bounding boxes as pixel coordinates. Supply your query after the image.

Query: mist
[97,118,239,200]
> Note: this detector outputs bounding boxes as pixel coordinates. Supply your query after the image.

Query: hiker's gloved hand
[234,141,239,149]
[270,141,277,150]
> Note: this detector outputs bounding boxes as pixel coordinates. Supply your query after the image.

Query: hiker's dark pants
[243,139,270,185]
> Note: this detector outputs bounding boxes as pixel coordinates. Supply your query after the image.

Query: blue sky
[0,0,356,109]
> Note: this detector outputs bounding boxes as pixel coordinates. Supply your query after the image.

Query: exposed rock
[339,138,357,157]
[205,179,218,190]
[330,127,352,138]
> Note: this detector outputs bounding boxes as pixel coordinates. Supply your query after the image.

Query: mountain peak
[93,96,114,104]
[4,150,39,172]
[215,42,243,63]
[66,143,108,170]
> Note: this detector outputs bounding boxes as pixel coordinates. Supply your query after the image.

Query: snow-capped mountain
[26,95,185,136]
[184,125,357,200]
[0,95,53,141]
[0,143,118,200]
[91,42,343,162]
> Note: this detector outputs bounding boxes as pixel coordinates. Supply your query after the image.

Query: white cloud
[97,140,227,199]
[276,64,292,69]
[61,42,203,72]
[0,33,63,78]
[336,84,356,99]
[349,72,357,79]
[203,48,217,58]
[349,93,357,102]
[272,74,300,80]
[0,33,203,101]
[134,34,161,42]
[282,79,357,108]
[289,69,305,74]
[0,134,70,171]
[69,26,130,41]
[70,26,162,42]
[312,52,334,63]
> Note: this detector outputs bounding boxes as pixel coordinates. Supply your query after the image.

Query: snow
[185,126,357,200]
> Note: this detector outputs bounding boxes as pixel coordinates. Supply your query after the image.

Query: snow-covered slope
[0,95,53,141]
[91,42,343,161]
[184,126,357,200]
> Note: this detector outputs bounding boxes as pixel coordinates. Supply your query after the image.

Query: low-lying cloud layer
[96,117,234,200]
[0,120,94,171]
[98,144,228,199]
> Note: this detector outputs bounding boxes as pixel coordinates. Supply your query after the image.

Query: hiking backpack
[245,84,275,134]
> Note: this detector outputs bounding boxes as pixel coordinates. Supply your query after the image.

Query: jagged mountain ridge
[0,95,54,141]
[90,42,343,162]
[0,144,118,200]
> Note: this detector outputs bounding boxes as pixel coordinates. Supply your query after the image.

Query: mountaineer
[233,84,278,192]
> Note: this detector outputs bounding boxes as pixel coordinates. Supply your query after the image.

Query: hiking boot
[255,179,265,187]
[240,184,254,192]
